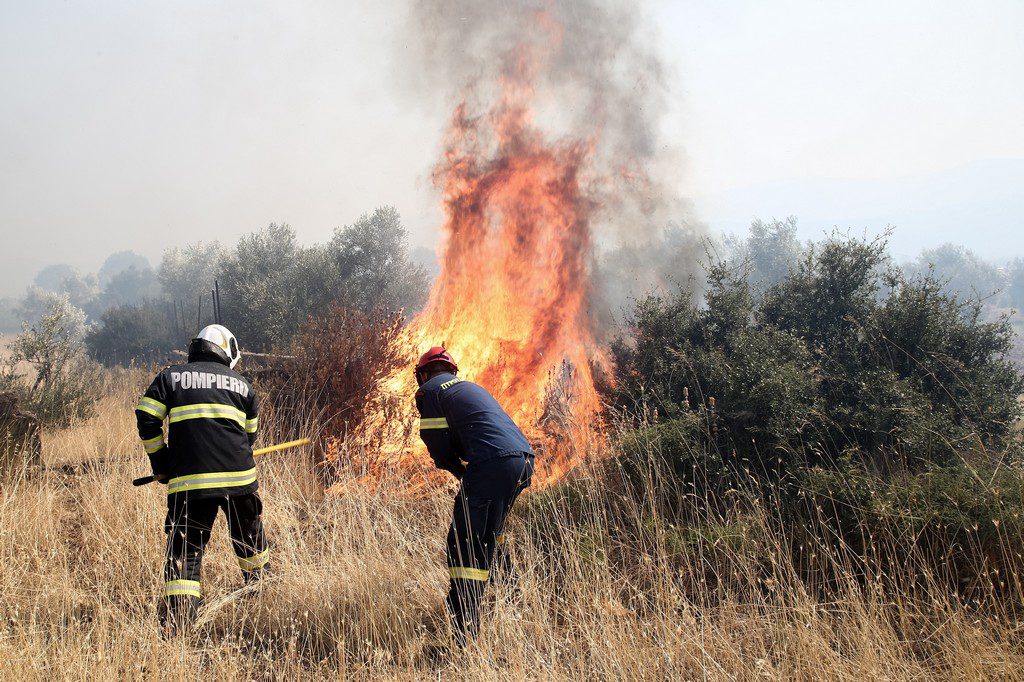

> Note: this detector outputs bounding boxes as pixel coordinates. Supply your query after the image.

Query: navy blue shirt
[415,372,533,476]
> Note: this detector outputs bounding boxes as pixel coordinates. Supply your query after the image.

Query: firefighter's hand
[149,448,171,484]
[450,463,466,480]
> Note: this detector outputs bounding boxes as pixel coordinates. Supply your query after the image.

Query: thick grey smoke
[398,0,705,319]
[400,0,677,224]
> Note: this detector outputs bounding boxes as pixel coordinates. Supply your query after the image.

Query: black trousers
[446,453,533,643]
[161,492,268,627]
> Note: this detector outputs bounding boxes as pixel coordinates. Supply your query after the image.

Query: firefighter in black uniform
[135,324,268,634]
[414,346,535,645]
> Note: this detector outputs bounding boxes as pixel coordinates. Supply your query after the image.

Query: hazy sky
[2,0,1022,296]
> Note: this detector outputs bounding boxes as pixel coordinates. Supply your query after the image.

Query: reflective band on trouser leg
[419,417,449,430]
[164,579,201,598]
[166,468,258,495]
[168,403,246,428]
[245,416,258,434]
[137,397,167,420]
[142,434,166,454]
[238,548,269,572]
[449,566,490,581]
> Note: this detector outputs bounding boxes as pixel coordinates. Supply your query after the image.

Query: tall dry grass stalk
[1,370,1022,680]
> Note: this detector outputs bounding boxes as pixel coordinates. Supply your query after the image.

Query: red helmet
[415,346,458,374]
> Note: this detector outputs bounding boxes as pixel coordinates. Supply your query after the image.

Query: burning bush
[266,305,411,473]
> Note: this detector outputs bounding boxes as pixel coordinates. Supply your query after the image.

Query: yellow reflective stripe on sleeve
[142,435,166,454]
[136,397,167,420]
[164,579,201,598]
[245,416,258,434]
[449,567,490,581]
[168,403,246,428]
[419,417,449,430]
[238,548,269,572]
[166,468,257,495]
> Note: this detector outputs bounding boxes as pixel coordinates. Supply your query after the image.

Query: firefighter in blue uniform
[135,324,268,635]
[414,346,535,645]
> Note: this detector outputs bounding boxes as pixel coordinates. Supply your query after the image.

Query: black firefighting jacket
[135,357,259,499]
[415,372,533,478]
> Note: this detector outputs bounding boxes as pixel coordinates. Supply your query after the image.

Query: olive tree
[0,295,99,426]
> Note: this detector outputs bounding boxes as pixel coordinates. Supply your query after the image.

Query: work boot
[158,595,199,638]
[446,594,480,648]
[241,564,270,586]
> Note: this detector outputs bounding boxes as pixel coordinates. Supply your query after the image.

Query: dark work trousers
[160,492,269,629]
[446,453,533,644]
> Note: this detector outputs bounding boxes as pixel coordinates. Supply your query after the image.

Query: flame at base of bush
[322,326,609,495]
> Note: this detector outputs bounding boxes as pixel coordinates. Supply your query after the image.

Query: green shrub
[609,231,1024,595]
[85,301,178,366]
[796,462,1024,593]
[0,296,100,427]
[612,233,1023,470]
[212,210,428,352]
[614,416,733,510]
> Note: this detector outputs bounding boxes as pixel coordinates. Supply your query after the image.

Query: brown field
[1,370,1022,680]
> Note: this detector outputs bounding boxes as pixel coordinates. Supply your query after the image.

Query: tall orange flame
[328,18,609,490]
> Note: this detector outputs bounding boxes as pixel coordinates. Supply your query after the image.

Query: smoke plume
[399,0,703,274]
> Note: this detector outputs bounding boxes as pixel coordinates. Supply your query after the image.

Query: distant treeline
[721,218,1024,364]
[1,207,430,365]
[724,217,1024,307]
[3,214,1024,367]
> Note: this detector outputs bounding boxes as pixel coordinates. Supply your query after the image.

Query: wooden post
[215,279,222,324]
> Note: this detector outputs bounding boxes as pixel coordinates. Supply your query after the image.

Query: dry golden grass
[2,371,1023,680]
[0,333,28,375]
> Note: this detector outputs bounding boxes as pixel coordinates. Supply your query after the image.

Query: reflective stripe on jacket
[135,360,259,499]
[415,372,533,475]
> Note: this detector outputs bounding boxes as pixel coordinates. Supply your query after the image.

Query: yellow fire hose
[131,437,311,487]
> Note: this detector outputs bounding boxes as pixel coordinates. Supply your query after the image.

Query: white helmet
[190,324,242,369]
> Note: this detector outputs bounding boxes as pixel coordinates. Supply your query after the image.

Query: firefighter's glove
[450,462,466,480]
[149,449,171,484]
